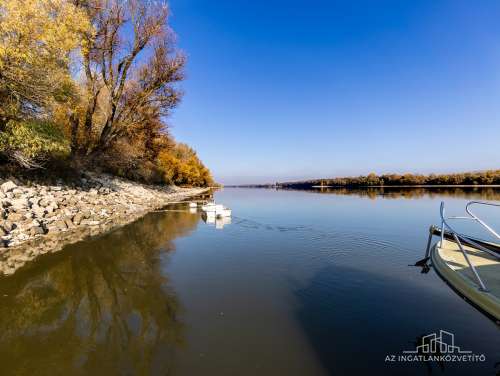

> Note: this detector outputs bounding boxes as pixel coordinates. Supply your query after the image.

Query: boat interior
[425,201,500,323]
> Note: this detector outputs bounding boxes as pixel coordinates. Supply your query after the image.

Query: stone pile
[0,172,207,275]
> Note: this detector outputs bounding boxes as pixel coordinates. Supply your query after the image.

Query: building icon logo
[385,329,486,364]
[403,330,471,355]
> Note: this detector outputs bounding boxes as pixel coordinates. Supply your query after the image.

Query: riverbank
[275,170,500,189]
[0,172,209,276]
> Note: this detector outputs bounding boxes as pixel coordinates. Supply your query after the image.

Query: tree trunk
[69,113,79,155]
[83,98,96,153]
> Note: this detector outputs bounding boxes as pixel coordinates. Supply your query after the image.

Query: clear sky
[167,0,500,185]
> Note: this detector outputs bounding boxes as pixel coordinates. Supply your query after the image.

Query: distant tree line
[0,0,213,187]
[277,170,500,188]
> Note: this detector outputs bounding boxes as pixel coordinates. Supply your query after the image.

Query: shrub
[0,120,70,168]
[156,144,213,187]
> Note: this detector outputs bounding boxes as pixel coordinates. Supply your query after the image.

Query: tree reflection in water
[278,186,500,201]
[0,207,199,375]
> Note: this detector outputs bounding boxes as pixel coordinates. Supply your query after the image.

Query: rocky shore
[0,172,209,276]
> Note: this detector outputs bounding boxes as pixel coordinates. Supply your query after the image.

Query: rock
[73,213,84,225]
[11,198,29,210]
[64,217,74,228]
[45,211,57,218]
[7,212,23,222]
[28,197,40,207]
[30,226,45,236]
[0,172,207,276]
[30,219,41,227]
[32,207,46,218]
[54,220,68,230]
[39,198,51,207]
[2,221,15,232]
[14,233,29,242]
[1,181,17,193]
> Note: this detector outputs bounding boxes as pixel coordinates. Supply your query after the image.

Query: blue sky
[167,0,500,184]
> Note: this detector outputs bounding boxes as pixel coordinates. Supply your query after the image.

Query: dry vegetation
[0,0,213,187]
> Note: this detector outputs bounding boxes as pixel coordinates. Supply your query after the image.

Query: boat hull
[431,239,500,322]
[201,204,224,212]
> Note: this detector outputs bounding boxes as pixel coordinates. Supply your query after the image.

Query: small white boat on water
[189,202,197,208]
[201,203,224,212]
[201,202,232,217]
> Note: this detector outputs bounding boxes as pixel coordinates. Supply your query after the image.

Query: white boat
[422,201,500,322]
[201,202,232,218]
[189,202,197,208]
[201,203,224,212]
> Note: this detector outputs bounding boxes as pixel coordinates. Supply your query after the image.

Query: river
[0,187,499,375]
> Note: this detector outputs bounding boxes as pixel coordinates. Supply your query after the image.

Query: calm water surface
[0,188,499,375]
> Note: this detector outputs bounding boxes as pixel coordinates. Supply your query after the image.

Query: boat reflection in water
[202,211,232,229]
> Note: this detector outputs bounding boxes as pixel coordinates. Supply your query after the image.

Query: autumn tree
[72,0,184,154]
[0,0,90,166]
[0,0,89,123]
[157,143,213,186]
[0,0,213,186]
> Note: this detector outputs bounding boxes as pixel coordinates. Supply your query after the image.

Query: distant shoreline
[225,184,500,189]
[311,184,500,188]
[227,170,500,189]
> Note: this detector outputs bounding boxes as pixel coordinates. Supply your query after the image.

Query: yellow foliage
[0,120,70,167]
[157,143,213,187]
[0,0,89,65]
[0,0,92,119]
